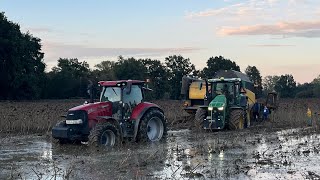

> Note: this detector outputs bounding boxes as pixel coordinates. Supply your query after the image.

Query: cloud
[43,42,203,62]
[185,3,254,18]
[249,44,295,47]
[218,20,320,38]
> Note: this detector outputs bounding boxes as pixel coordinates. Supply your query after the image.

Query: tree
[113,56,147,80]
[142,59,169,99]
[262,75,280,93]
[202,56,240,78]
[295,83,314,98]
[0,12,46,99]
[44,58,90,99]
[274,74,297,98]
[92,60,116,81]
[245,66,263,97]
[245,66,262,86]
[311,75,320,98]
[165,55,195,99]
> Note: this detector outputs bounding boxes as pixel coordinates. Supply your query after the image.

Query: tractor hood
[69,101,112,115]
[209,95,227,110]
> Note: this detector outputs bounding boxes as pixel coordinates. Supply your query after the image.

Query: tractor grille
[65,110,89,135]
[67,110,87,121]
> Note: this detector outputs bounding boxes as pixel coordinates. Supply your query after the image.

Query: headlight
[218,107,224,111]
[66,119,83,125]
[208,107,213,111]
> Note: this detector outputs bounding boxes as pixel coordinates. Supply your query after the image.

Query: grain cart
[195,76,256,130]
[52,80,167,147]
[181,76,207,114]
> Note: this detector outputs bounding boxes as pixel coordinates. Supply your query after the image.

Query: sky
[1,0,319,83]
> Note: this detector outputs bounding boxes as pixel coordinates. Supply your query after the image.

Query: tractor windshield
[100,87,121,102]
[213,82,235,95]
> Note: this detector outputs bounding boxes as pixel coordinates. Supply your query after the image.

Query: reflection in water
[40,143,52,160]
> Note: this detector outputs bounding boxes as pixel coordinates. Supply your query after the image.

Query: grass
[0,98,319,134]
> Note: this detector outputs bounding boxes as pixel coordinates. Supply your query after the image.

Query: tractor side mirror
[125,81,132,94]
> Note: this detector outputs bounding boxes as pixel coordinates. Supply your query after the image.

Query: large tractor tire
[89,122,120,147]
[138,109,166,142]
[195,108,207,129]
[229,109,245,130]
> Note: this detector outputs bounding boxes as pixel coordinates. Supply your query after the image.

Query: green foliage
[165,55,195,99]
[43,58,90,99]
[295,83,315,98]
[142,59,169,100]
[274,74,297,98]
[245,66,262,85]
[0,12,46,99]
[311,75,320,98]
[92,60,116,81]
[245,66,263,97]
[113,56,147,80]
[202,56,240,78]
[262,75,280,93]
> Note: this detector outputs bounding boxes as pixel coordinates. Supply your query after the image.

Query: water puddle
[1,127,320,179]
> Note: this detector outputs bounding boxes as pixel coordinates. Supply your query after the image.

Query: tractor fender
[130,102,164,141]
[94,116,123,141]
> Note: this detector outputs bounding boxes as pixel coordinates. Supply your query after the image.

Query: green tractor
[195,77,256,130]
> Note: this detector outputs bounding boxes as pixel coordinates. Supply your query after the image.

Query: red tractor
[52,80,167,147]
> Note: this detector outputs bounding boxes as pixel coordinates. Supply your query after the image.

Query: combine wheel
[138,109,166,142]
[229,109,245,130]
[195,108,207,129]
[89,122,120,147]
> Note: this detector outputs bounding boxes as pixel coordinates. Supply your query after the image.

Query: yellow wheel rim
[239,116,244,129]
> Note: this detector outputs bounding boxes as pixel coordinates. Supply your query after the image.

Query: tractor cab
[198,77,253,130]
[99,80,144,120]
[206,78,244,108]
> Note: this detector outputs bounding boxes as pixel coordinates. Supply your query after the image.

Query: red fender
[130,102,163,141]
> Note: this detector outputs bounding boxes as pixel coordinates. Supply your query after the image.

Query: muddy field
[1,99,320,179]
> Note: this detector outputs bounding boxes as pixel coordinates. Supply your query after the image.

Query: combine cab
[52,80,167,147]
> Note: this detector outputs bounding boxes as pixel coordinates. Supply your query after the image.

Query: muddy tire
[88,122,120,147]
[229,109,245,130]
[195,108,207,129]
[138,109,166,142]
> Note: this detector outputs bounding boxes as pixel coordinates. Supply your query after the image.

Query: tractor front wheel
[229,109,245,130]
[138,109,166,142]
[89,122,120,147]
[195,108,207,129]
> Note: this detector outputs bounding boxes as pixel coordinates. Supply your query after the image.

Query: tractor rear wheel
[229,109,245,130]
[89,122,120,147]
[195,108,207,129]
[138,109,166,142]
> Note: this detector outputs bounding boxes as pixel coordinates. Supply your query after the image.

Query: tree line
[1,12,319,100]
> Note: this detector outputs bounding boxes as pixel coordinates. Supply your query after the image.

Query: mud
[1,126,320,180]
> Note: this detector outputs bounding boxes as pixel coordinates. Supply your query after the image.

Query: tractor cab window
[100,87,121,102]
[214,82,234,95]
[123,85,143,106]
